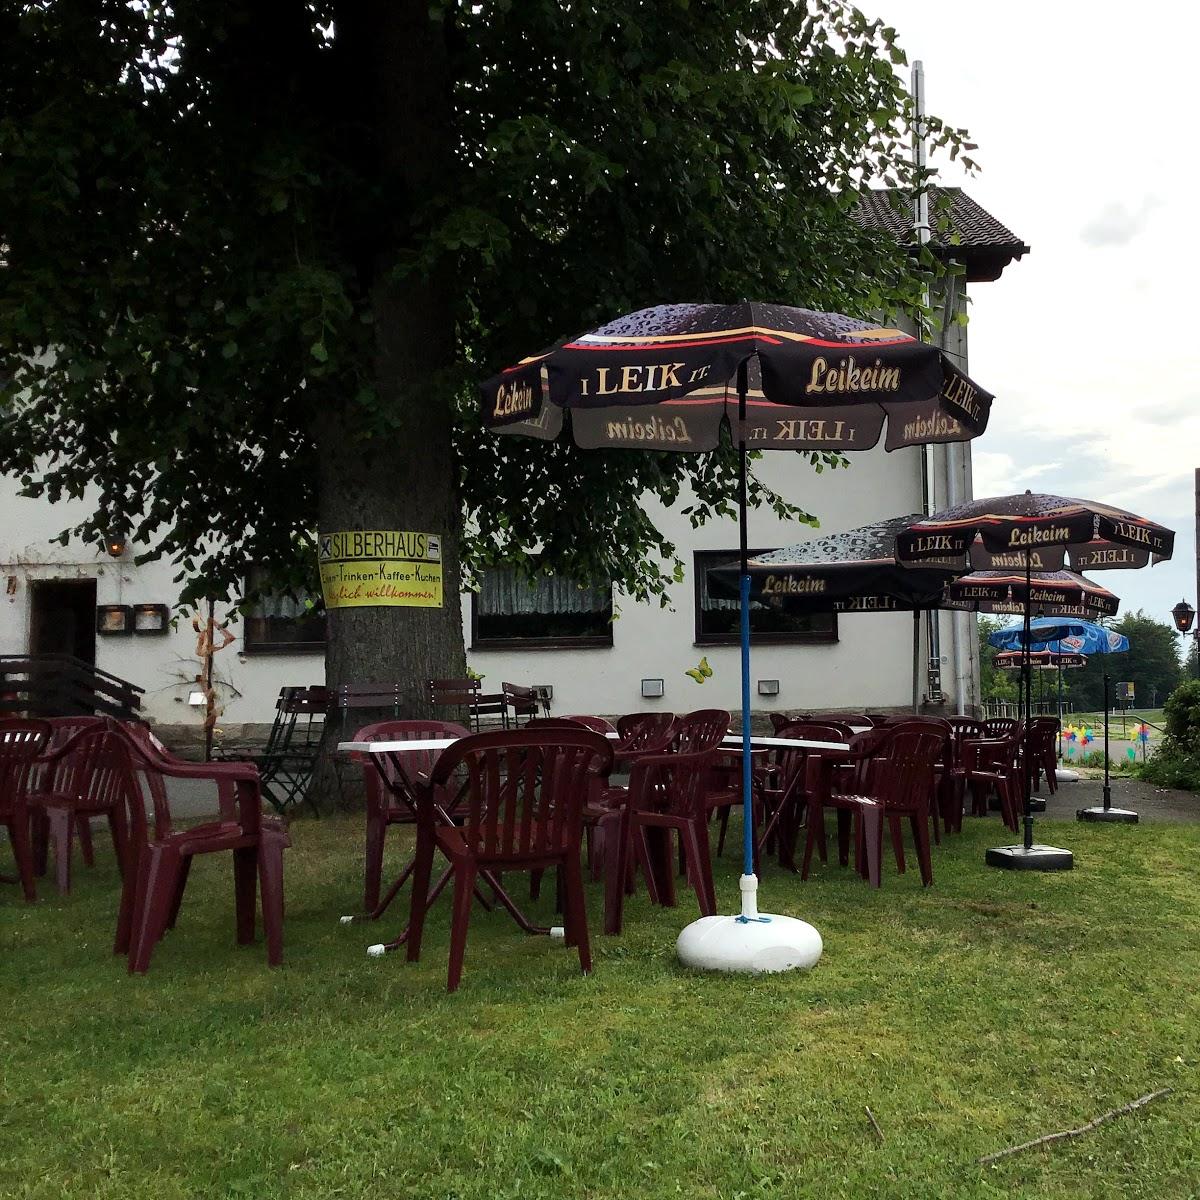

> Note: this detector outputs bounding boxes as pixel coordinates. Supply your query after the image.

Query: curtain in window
[478,568,611,617]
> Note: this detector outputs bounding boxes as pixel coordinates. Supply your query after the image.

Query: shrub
[1140,680,1200,791]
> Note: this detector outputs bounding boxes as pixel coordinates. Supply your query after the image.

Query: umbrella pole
[1057,660,1064,762]
[1022,552,1034,851]
[912,609,921,715]
[675,354,823,972]
[986,554,1072,867]
[1102,671,1112,810]
[736,361,756,907]
[1079,662,1138,823]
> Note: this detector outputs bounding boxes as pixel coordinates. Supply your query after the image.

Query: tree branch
[977,1088,1172,1166]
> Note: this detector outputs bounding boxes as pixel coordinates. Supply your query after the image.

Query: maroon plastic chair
[962,730,1022,832]
[562,715,617,736]
[1030,717,1061,794]
[876,718,951,850]
[111,723,289,973]
[352,719,468,914]
[984,717,1018,738]
[843,729,945,887]
[756,721,846,871]
[26,718,136,893]
[602,709,729,934]
[801,726,887,879]
[405,727,613,991]
[0,718,51,902]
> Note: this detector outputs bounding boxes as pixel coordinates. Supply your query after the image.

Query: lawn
[2,814,1199,1200]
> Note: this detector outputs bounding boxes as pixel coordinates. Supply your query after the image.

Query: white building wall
[460,442,927,717]
[0,482,322,731]
[1,434,961,727]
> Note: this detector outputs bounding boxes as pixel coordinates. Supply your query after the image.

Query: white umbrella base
[1054,768,1081,783]
[676,875,822,974]
[1077,806,1138,824]
[985,844,1074,871]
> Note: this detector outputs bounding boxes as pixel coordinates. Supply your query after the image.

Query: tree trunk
[309,2,467,808]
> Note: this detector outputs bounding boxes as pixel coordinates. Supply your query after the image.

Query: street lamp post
[1171,599,1199,679]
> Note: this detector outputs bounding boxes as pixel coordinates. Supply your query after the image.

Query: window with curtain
[471,567,613,648]
[693,550,838,645]
[242,568,327,653]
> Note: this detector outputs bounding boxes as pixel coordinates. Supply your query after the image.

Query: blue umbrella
[990,618,1131,816]
[988,618,1129,655]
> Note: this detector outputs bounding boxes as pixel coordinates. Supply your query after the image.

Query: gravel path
[1037,772,1198,824]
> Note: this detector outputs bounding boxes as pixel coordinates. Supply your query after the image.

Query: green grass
[3,815,1200,1199]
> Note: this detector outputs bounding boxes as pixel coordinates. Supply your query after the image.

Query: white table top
[339,732,851,755]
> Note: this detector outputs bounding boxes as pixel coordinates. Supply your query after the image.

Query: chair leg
[258,832,286,967]
[165,855,192,930]
[364,816,386,912]
[405,825,437,963]
[837,808,853,867]
[128,845,182,974]
[31,808,48,876]
[6,810,37,903]
[603,809,630,936]
[233,846,258,946]
[801,804,823,880]
[888,813,906,873]
[683,819,717,916]
[716,805,731,856]
[446,861,478,993]
[562,852,592,975]
[47,808,74,894]
[912,811,934,887]
[78,817,95,867]
[106,810,129,880]
[860,804,883,888]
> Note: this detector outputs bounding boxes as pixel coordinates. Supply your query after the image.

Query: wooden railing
[0,653,144,721]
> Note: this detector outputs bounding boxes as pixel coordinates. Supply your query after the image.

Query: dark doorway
[29,579,98,665]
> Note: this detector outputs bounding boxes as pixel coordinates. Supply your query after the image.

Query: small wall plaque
[640,678,665,699]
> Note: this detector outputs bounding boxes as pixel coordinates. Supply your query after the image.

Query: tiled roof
[852,187,1029,282]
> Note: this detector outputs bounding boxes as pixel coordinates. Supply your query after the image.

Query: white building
[0,190,1027,736]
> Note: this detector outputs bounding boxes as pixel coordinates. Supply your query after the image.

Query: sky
[860,0,1200,638]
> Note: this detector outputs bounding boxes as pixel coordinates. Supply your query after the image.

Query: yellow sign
[318,529,443,609]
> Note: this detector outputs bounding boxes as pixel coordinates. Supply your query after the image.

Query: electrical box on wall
[96,605,133,635]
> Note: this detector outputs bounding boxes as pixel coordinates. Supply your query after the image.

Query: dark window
[693,550,838,645]
[243,569,326,654]
[471,567,613,649]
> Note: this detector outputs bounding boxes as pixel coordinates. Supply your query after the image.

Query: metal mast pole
[912,61,942,708]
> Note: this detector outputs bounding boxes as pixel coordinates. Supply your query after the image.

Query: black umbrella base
[985,844,1074,871]
[1077,806,1138,824]
[1028,796,1047,813]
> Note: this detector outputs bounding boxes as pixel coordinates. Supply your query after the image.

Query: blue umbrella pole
[736,359,756,891]
[740,571,754,882]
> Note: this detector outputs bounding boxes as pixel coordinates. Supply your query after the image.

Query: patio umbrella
[895,493,1172,869]
[709,523,1117,715]
[994,649,1088,782]
[706,514,957,714]
[993,650,1088,670]
[990,618,1134,820]
[943,569,1120,619]
[987,618,1130,656]
[481,302,995,971]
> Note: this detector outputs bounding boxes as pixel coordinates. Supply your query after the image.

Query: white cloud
[1080,198,1160,248]
[856,0,1200,628]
